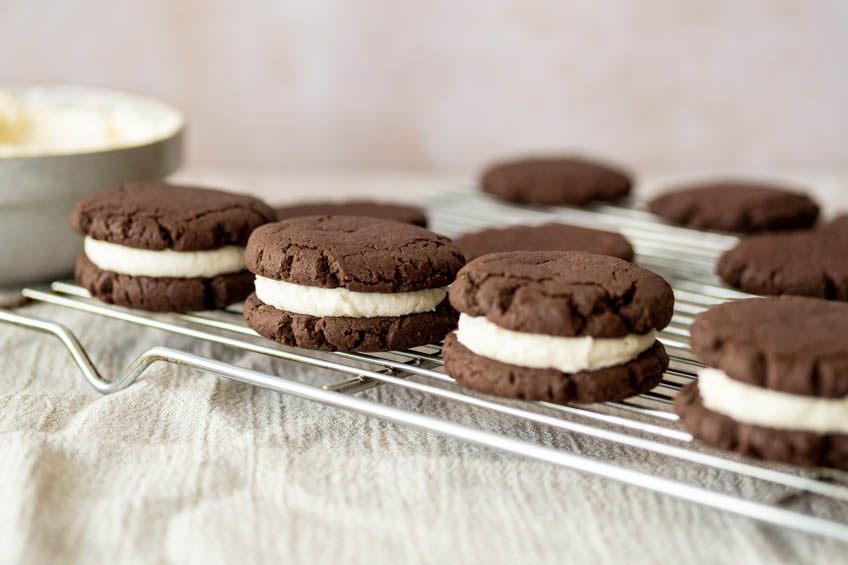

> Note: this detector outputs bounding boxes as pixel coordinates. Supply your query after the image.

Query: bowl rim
[0,82,186,160]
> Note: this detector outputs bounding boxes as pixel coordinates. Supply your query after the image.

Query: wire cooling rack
[3,190,848,542]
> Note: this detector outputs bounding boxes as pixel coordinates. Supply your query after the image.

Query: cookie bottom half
[244,293,458,352]
[675,382,848,470]
[75,255,254,312]
[442,332,668,404]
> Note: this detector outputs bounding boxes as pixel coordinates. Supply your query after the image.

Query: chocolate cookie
[717,231,848,300]
[454,222,634,262]
[449,251,674,338]
[675,384,848,470]
[443,333,667,404]
[245,215,463,292]
[676,296,848,469]
[648,180,819,232]
[243,215,465,352]
[71,182,276,250]
[481,156,632,206]
[690,296,848,397]
[275,200,427,227]
[71,182,276,311]
[442,251,673,404]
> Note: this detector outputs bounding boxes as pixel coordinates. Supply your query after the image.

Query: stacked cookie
[442,252,674,403]
[71,182,276,311]
[675,297,848,470]
[242,215,465,352]
[67,170,679,408]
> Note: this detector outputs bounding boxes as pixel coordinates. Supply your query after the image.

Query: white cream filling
[84,236,245,278]
[698,367,848,434]
[455,313,655,373]
[254,275,448,318]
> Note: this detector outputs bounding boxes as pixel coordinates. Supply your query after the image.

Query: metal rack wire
[3,190,848,542]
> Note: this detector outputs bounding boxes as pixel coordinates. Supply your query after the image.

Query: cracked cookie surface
[717,230,848,300]
[245,215,465,292]
[649,181,819,232]
[481,156,631,205]
[275,200,427,227]
[455,222,633,262]
[449,251,674,338]
[71,182,277,251]
[691,296,848,397]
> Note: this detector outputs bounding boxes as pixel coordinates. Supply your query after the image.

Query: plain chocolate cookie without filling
[717,231,848,300]
[275,201,427,227]
[454,222,634,262]
[648,181,819,232]
[481,156,632,206]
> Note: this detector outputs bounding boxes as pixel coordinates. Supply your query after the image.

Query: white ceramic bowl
[0,84,184,286]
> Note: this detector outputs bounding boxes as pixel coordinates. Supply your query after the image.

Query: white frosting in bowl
[0,84,184,285]
[0,85,183,158]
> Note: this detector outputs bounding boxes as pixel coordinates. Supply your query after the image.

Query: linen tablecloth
[1,168,846,564]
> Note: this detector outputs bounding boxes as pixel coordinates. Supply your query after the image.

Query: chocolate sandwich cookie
[675,297,848,469]
[243,215,465,352]
[481,156,632,206]
[717,230,848,300]
[648,180,819,232]
[442,251,673,404]
[275,200,427,227]
[455,222,634,262]
[71,182,276,311]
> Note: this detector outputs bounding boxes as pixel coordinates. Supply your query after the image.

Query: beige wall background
[3,1,847,174]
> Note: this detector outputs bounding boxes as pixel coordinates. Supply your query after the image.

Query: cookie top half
[648,181,819,232]
[449,251,673,338]
[276,200,427,227]
[481,156,632,205]
[691,297,848,397]
[455,222,634,262]
[71,182,277,251]
[245,215,465,293]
